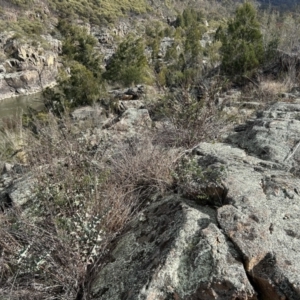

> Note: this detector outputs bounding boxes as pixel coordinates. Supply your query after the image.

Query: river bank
[0,81,57,119]
[0,81,56,102]
[0,92,44,120]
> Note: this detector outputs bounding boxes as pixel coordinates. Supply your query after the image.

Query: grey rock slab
[111,108,152,133]
[230,101,263,109]
[0,172,36,208]
[119,100,145,110]
[8,174,36,206]
[227,102,300,173]
[90,196,256,300]
[187,142,300,299]
[71,105,105,121]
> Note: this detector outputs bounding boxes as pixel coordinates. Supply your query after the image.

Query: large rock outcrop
[186,142,300,300]
[227,102,300,174]
[0,33,60,100]
[89,101,300,299]
[90,196,257,299]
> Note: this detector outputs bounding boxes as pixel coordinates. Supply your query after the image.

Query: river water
[0,93,44,120]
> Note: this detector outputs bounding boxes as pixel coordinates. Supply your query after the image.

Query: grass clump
[0,116,26,163]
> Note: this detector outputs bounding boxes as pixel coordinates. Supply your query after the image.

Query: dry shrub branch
[0,112,177,299]
[151,83,228,148]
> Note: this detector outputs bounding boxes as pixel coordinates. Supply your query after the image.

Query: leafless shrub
[260,10,300,86]
[0,210,84,299]
[259,78,289,97]
[150,82,229,148]
[100,138,177,231]
[0,112,177,299]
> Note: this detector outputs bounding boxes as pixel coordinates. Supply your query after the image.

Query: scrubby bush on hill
[43,21,104,111]
[150,9,207,88]
[5,0,33,7]
[48,0,148,24]
[216,2,264,79]
[60,62,103,107]
[103,35,153,86]
[58,20,102,76]
[175,7,203,28]
[0,112,178,299]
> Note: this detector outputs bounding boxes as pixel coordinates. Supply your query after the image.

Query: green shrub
[175,8,203,28]
[183,25,203,67]
[48,0,148,25]
[17,17,45,35]
[8,0,34,7]
[60,61,103,107]
[103,36,153,86]
[58,20,101,74]
[43,21,104,111]
[216,2,264,78]
[157,24,204,88]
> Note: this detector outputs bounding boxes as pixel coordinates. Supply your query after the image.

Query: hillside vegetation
[1,0,300,299]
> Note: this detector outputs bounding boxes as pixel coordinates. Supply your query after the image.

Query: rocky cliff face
[88,101,300,300]
[0,32,61,100]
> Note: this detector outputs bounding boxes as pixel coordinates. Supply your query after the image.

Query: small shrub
[60,61,104,107]
[150,81,227,148]
[44,22,104,111]
[103,36,153,86]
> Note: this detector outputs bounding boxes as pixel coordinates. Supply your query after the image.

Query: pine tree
[60,62,102,107]
[43,21,103,112]
[103,36,152,86]
[216,2,264,78]
[58,20,101,76]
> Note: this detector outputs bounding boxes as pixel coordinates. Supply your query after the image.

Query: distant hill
[258,0,300,9]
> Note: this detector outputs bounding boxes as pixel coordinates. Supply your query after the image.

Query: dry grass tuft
[259,79,290,97]
[0,112,178,299]
[0,115,26,164]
